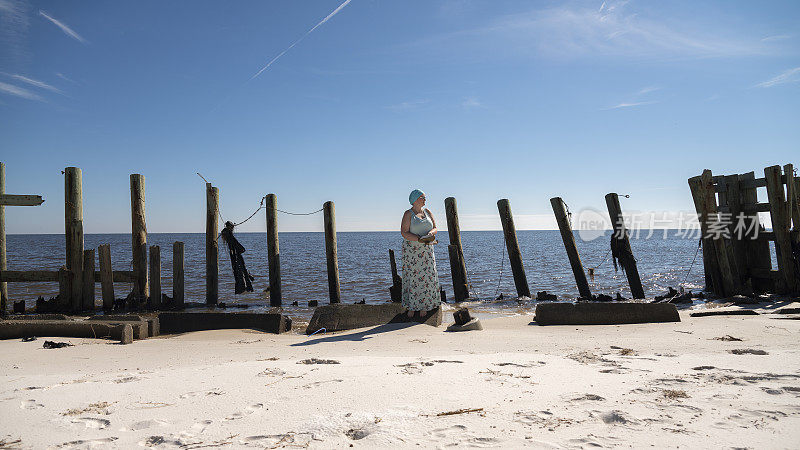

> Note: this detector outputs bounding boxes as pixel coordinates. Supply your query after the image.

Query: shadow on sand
[290,322,420,347]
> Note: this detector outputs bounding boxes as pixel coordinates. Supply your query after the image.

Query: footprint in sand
[112,376,141,384]
[124,419,170,431]
[593,410,638,426]
[240,433,313,447]
[71,417,111,430]
[20,399,44,409]
[430,425,501,447]
[224,403,265,421]
[54,437,118,448]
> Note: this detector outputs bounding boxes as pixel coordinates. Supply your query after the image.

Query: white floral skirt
[401,240,440,311]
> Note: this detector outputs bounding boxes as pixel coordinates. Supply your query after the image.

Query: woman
[400,189,441,318]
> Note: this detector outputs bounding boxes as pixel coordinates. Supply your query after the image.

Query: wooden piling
[82,249,95,311]
[738,172,772,292]
[496,199,531,299]
[785,164,799,230]
[0,162,6,315]
[265,193,281,306]
[130,174,148,301]
[323,201,341,304]
[389,249,401,302]
[765,165,798,293]
[206,183,219,305]
[550,197,592,299]
[58,267,69,308]
[719,175,748,288]
[604,193,645,299]
[98,244,114,311]
[149,245,161,309]
[694,171,740,296]
[444,197,469,302]
[64,167,83,310]
[173,241,184,308]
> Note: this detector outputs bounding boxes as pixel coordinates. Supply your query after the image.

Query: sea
[4,230,710,323]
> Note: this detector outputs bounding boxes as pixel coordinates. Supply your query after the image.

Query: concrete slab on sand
[534,302,680,325]
[306,303,442,334]
[158,312,292,334]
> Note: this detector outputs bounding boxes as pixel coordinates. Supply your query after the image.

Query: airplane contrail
[249,0,352,81]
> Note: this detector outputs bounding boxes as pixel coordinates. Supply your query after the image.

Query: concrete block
[0,320,133,344]
[158,312,291,334]
[306,304,442,335]
[534,302,680,325]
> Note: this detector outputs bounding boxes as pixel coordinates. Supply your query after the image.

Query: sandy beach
[2,305,800,449]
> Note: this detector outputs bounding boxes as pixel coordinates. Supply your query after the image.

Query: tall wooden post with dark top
[0,162,6,314]
[323,201,341,304]
[130,174,148,302]
[265,193,281,306]
[173,241,185,308]
[605,193,645,299]
[550,197,592,299]
[65,167,83,310]
[497,199,531,299]
[206,183,219,305]
[445,197,469,302]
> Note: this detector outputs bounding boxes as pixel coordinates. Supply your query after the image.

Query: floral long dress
[402,210,440,311]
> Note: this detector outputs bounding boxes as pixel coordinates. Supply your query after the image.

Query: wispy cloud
[4,73,62,94]
[386,99,429,111]
[39,10,86,44]
[410,0,767,61]
[636,86,661,95]
[461,97,483,108]
[604,100,657,110]
[250,0,351,80]
[0,80,45,101]
[756,67,800,88]
[55,72,75,83]
[761,34,791,42]
[0,0,31,65]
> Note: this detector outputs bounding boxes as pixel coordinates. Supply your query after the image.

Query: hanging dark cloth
[220,222,254,294]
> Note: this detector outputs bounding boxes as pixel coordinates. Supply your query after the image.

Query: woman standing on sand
[400,189,441,318]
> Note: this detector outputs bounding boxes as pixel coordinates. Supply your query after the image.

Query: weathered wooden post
[388,249,402,302]
[149,245,161,309]
[65,167,83,311]
[718,175,748,289]
[206,183,219,305]
[98,244,114,311]
[173,241,184,308]
[496,199,531,299]
[765,165,798,293]
[695,172,740,296]
[323,201,341,304]
[81,249,95,310]
[130,174,148,302]
[265,193,281,306]
[550,197,592,299]
[0,162,6,315]
[604,193,645,299]
[738,172,772,292]
[444,197,469,302]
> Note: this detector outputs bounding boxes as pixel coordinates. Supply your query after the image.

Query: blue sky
[1,0,798,233]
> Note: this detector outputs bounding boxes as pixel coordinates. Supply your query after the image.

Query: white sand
[2,306,800,449]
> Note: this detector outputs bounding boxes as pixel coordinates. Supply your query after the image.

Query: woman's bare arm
[425,208,438,236]
[400,210,419,241]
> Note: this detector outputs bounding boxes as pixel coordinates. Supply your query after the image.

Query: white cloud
[756,67,800,88]
[386,99,429,111]
[461,97,483,108]
[412,0,767,61]
[0,80,44,101]
[761,34,791,42]
[39,10,86,44]
[5,73,62,93]
[604,100,658,110]
[0,0,30,65]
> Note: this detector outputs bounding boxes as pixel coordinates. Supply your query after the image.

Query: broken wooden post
[0,162,5,315]
[64,167,83,311]
[738,172,772,292]
[130,174,148,302]
[550,197,592,299]
[765,165,798,293]
[205,183,219,305]
[82,249,95,311]
[323,201,341,304]
[98,244,114,311]
[787,164,800,231]
[388,249,401,302]
[173,241,184,308]
[604,193,645,299]
[58,267,69,308]
[718,175,749,289]
[444,197,469,302]
[496,199,531,299]
[149,245,161,309]
[696,171,740,296]
[265,193,281,306]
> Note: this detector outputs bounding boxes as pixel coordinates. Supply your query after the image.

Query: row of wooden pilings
[225,190,645,307]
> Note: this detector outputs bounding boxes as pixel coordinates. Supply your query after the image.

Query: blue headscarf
[409,189,425,205]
